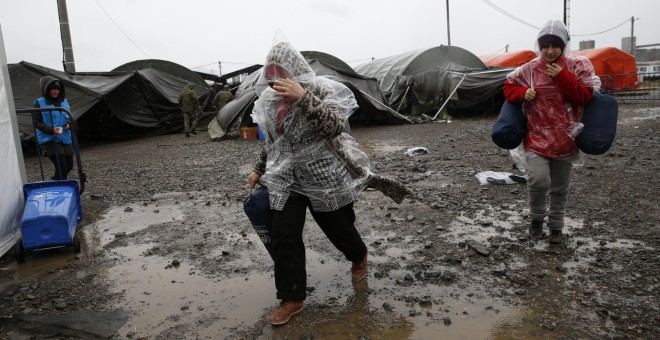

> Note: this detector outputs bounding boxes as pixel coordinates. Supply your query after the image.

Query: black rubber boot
[548,229,563,244]
[528,220,543,238]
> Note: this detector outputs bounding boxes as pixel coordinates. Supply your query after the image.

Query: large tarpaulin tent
[112,59,210,87]
[208,52,411,140]
[9,61,214,143]
[571,47,639,89]
[354,45,510,117]
[480,50,537,68]
[0,26,25,258]
[303,51,411,125]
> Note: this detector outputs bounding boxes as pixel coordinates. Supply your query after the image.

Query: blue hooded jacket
[33,76,72,145]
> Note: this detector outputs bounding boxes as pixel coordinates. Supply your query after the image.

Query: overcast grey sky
[1,0,658,75]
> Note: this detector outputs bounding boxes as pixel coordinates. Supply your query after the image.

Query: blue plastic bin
[257,127,265,141]
[20,180,81,251]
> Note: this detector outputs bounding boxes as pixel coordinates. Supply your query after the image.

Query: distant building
[636,61,660,82]
[635,46,660,63]
[622,37,637,55]
[579,40,595,51]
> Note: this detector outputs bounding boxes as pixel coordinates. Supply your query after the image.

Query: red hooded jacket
[503,54,596,158]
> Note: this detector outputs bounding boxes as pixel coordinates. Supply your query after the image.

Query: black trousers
[272,194,367,301]
[48,154,74,180]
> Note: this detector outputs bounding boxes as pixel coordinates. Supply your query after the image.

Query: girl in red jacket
[503,20,600,244]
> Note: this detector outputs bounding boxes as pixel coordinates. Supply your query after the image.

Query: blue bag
[576,92,618,155]
[243,186,274,259]
[492,101,526,150]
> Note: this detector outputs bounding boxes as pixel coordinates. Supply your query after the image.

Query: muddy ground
[0,104,658,339]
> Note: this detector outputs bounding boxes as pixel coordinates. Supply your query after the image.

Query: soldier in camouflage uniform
[178,83,201,137]
[212,84,234,111]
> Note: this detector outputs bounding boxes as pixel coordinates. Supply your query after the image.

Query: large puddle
[101,241,525,339]
[8,191,656,339]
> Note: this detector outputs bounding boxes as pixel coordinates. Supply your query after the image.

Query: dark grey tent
[113,59,209,87]
[301,51,356,75]
[9,61,214,143]
[302,51,411,125]
[354,45,509,117]
[207,87,257,140]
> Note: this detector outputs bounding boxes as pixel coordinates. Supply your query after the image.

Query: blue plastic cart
[13,107,86,262]
[14,180,82,261]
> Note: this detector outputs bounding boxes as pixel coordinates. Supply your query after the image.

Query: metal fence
[600,73,660,102]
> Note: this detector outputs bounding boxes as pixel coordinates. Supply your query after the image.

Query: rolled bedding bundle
[492,101,526,150]
[576,92,618,155]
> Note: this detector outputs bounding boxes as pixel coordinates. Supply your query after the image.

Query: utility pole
[630,16,636,55]
[218,61,222,76]
[563,0,571,33]
[57,0,76,73]
[445,0,451,46]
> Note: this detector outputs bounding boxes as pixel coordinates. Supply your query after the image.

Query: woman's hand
[273,79,304,100]
[247,171,262,189]
[524,88,536,101]
[546,63,563,77]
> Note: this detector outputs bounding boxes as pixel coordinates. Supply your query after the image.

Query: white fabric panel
[0,24,25,257]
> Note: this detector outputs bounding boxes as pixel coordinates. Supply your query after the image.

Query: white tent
[0,24,26,258]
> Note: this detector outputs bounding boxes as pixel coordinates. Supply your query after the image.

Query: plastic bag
[404,147,429,156]
[475,171,528,185]
[510,144,528,172]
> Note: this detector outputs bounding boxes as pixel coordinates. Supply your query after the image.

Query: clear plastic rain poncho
[506,20,601,160]
[251,40,373,212]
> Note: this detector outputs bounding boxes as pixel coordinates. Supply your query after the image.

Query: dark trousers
[48,154,74,180]
[272,194,367,301]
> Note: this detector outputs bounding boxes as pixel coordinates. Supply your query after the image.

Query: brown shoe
[269,300,304,326]
[351,252,368,282]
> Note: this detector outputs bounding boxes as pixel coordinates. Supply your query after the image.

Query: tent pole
[396,85,411,113]
[431,72,467,120]
[357,90,413,124]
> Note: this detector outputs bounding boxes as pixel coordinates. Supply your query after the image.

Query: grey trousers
[526,153,574,230]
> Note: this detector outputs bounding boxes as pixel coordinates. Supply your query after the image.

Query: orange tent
[571,47,638,89]
[480,50,536,68]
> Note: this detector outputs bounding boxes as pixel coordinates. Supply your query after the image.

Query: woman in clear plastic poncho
[247,40,407,326]
[503,20,601,244]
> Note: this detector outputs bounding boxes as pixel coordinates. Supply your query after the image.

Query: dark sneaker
[548,230,563,244]
[185,131,191,137]
[528,220,544,238]
[508,174,528,184]
[191,129,198,135]
[269,300,303,326]
[351,252,368,282]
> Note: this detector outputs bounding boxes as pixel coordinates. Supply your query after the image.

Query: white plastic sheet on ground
[0,24,26,257]
[475,171,528,185]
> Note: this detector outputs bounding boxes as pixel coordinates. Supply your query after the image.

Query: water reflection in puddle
[106,243,275,338]
[0,250,79,291]
[86,197,184,249]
